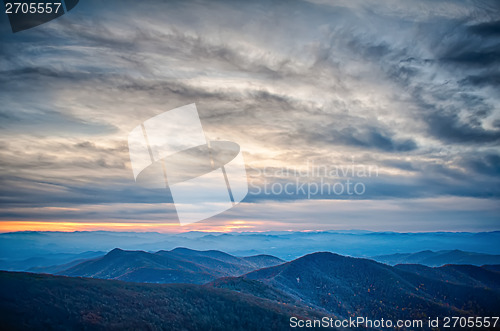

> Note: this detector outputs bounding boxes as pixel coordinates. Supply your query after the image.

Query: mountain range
[372,249,500,266]
[55,247,284,284]
[1,248,499,330]
[2,231,500,269]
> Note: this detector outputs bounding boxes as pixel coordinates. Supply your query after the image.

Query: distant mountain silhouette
[0,271,324,331]
[57,248,284,284]
[372,249,500,266]
[0,251,104,272]
[27,256,104,274]
[3,231,500,264]
[395,263,500,289]
[219,252,500,320]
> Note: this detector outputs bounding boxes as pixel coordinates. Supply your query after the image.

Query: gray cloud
[0,0,499,230]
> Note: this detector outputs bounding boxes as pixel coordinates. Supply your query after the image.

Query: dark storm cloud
[468,19,500,36]
[413,94,500,145]
[447,51,500,66]
[0,107,117,135]
[0,175,175,208]
[308,126,418,152]
[459,153,500,177]
[459,74,500,87]
[435,18,500,70]
[352,15,500,146]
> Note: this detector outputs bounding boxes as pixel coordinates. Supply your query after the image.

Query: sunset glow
[0,220,263,233]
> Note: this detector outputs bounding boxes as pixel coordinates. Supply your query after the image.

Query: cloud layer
[0,0,499,231]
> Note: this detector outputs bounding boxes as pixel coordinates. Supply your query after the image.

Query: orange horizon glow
[0,220,261,234]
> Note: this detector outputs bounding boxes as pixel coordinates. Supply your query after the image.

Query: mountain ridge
[371,249,500,266]
[56,247,285,284]
[0,271,326,331]
[227,251,500,320]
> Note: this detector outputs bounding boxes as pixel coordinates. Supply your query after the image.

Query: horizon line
[1,229,499,235]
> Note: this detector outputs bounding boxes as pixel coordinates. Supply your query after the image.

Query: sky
[0,0,499,233]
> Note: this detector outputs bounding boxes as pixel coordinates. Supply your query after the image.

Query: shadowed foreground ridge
[221,252,500,321]
[0,271,324,331]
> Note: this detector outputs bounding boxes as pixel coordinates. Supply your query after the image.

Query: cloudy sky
[0,0,499,233]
